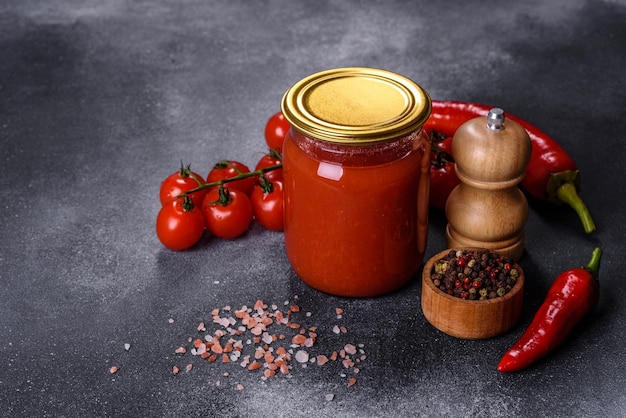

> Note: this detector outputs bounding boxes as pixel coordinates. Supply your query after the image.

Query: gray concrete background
[1,0,625,416]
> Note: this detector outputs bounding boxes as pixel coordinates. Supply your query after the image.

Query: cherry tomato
[264,111,290,151]
[254,150,283,182]
[207,160,255,196]
[433,132,453,156]
[202,186,253,239]
[428,132,460,211]
[251,179,285,231]
[156,196,205,250]
[430,162,459,211]
[159,163,207,207]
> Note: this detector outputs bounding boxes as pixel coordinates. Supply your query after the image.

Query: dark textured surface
[1,1,625,417]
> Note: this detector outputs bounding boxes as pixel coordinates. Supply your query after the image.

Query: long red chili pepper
[497,247,602,372]
[424,100,596,233]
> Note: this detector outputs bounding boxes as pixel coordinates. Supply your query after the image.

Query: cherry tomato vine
[156,112,289,251]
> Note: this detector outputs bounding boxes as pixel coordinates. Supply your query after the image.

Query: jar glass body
[282,128,430,297]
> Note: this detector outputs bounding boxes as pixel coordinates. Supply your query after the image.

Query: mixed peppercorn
[430,249,520,300]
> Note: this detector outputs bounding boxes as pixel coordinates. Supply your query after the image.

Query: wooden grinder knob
[445,108,532,260]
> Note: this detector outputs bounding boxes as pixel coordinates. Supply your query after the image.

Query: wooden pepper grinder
[445,108,532,260]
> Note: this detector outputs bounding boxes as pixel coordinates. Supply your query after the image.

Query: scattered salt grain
[342,359,355,368]
[316,355,329,366]
[166,300,366,391]
[295,350,309,363]
[344,344,357,355]
[124,343,131,351]
[247,361,262,371]
[335,308,344,319]
[325,394,335,401]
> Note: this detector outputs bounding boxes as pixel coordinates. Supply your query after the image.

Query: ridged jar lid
[281,67,431,144]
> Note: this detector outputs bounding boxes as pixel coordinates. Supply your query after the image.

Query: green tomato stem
[429,132,454,166]
[178,160,193,177]
[257,175,274,194]
[217,184,232,206]
[181,195,196,211]
[177,162,282,198]
[188,170,205,186]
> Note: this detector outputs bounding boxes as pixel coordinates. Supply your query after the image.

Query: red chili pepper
[424,100,596,233]
[497,247,602,372]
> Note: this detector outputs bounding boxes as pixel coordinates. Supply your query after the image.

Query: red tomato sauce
[283,129,430,297]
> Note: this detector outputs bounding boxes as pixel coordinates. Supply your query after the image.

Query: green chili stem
[177,162,282,198]
[584,247,603,279]
[555,182,596,234]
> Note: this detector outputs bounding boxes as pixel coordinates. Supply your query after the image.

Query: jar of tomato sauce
[280,67,432,297]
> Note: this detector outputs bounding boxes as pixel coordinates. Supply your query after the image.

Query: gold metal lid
[281,67,431,144]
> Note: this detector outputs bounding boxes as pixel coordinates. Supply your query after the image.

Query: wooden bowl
[421,249,524,339]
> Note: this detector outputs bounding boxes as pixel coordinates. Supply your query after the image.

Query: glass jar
[280,67,432,297]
